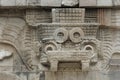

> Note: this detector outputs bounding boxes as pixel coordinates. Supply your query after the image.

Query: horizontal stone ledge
[100,25,120,29]
[28,23,120,30]
[0,0,120,8]
[33,23,100,27]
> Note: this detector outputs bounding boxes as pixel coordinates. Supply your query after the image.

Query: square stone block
[41,0,62,7]
[79,0,97,7]
[1,0,16,6]
[97,0,112,6]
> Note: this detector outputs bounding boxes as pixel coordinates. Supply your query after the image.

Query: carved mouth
[45,51,93,71]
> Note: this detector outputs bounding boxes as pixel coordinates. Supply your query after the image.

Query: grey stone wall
[0,0,120,80]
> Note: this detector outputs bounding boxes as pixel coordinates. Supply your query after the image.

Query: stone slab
[97,0,112,7]
[1,0,16,6]
[40,0,62,7]
[16,0,27,6]
[79,0,97,7]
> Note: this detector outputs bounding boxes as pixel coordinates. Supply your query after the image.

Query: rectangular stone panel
[79,0,97,7]
[26,9,52,25]
[97,0,112,7]
[52,8,85,23]
[1,0,16,6]
[40,0,61,7]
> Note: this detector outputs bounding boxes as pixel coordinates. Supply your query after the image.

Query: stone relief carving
[0,72,22,80]
[37,8,101,72]
[0,49,13,60]
[0,2,120,80]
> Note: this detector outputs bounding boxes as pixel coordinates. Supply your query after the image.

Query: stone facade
[0,0,120,80]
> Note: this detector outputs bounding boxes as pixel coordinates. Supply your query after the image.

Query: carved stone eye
[54,28,68,43]
[69,28,84,43]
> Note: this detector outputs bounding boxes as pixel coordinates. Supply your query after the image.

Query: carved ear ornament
[43,41,58,53]
[83,44,98,63]
[84,45,94,52]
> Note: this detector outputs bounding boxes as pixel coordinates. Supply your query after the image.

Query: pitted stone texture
[62,0,79,6]
[79,0,96,7]
[41,0,61,7]
[97,0,112,7]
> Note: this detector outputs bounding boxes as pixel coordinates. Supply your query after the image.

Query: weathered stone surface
[26,9,52,25]
[111,9,120,26]
[1,1,120,80]
[79,0,97,7]
[1,0,16,6]
[40,0,61,7]
[113,0,120,6]
[0,72,21,80]
[97,0,112,7]
[27,0,40,5]
[62,0,79,6]
[52,8,85,23]
[16,0,26,6]
[0,50,12,60]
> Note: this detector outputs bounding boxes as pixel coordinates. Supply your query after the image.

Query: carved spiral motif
[53,28,68,43]
[69,28,84,43]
